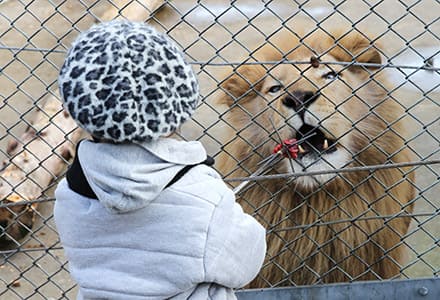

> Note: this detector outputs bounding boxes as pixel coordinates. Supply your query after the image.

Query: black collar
[66,141,98,199]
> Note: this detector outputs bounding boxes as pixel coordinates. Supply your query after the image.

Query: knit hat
[59,21,199,143]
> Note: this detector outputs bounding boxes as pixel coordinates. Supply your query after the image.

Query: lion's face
[217,30,415,287]
[219,32,393,189]
[263,53,373,188]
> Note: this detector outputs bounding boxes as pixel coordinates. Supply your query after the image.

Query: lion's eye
[268,85,283,94]
[323,71,339,80]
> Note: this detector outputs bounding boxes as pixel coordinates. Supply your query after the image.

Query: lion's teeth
[298,145,306,153]
[323,139,329,150]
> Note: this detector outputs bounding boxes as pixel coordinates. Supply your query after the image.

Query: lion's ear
[218,64,266,107]
[329,31,382,71]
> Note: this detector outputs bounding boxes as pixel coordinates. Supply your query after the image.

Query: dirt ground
[0,0,439,299]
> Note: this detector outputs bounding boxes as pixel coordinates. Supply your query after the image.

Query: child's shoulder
[165,164,232,206]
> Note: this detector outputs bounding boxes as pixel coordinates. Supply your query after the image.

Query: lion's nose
[282,90,318,110]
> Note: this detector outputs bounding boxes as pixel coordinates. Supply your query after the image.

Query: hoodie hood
[78,138,207,213]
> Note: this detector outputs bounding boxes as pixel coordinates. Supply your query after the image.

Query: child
[54,20,266,300]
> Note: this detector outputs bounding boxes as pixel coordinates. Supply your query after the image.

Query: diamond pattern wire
[0,0,439,298]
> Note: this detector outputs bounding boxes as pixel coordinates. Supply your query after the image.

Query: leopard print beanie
[58,21,199,142]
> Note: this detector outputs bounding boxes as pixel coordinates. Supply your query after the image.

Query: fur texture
[216,29,416,287]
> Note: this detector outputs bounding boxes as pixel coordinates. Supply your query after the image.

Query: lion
[215,29,416,288]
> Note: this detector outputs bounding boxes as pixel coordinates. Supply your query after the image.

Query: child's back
[54,20,266,300]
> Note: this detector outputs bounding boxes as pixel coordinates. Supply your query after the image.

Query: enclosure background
[0,0,439,299]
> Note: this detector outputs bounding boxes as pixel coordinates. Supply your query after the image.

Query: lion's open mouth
[295,124,337,158]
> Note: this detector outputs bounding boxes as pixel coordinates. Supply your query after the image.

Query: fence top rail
[236,277,440,300]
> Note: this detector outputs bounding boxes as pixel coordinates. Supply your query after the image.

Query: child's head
[59,21,199,143]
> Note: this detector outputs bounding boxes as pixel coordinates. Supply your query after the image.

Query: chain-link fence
[0,0,439,299]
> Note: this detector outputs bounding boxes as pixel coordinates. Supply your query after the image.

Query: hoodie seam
[79,285,169,298]
[166,187,220,206]
[202,197,219,284]
[202,192,230,284]
[63,244,203,258]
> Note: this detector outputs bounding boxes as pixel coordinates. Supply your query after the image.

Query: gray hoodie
[54,138,266,300]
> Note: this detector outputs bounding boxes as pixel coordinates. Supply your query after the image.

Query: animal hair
[216,28,415,287]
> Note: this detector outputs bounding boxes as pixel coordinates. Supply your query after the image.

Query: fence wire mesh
[0,0,439,298]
